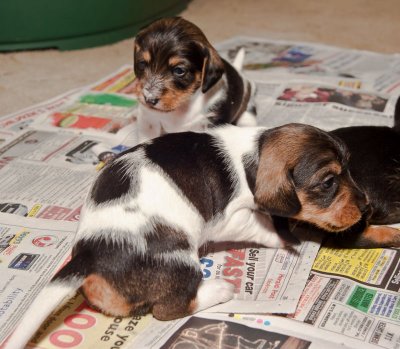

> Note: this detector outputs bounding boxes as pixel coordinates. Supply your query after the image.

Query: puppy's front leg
[334,225,400,248]
[329,225,400,248]
[213,208,285,248]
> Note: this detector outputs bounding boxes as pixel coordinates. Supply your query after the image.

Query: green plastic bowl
[0,0,188,51]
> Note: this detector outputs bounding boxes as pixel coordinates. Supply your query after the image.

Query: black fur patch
[332,126,400,224]
[209,59,246,125]
[242,152,258,195]
[91,159,131,204]
[145,132,237,221]
[145,222,191,253]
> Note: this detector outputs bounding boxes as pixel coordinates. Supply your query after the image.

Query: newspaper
[0,36,400,349]
[130,312,345,349]
[201,228,320,314]
[0,213,77,344]
[216,36,400,130]
[287,240,400,349]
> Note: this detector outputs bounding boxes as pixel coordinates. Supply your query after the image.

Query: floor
[0,0,399,116]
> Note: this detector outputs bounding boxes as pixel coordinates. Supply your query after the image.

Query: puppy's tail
[393,95,400,132]
[232,47,246,71]
[3,256,88,349]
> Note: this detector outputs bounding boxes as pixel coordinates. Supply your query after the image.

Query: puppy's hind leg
[152,279,235,321]
[151,267,234,321]
[193,279,235,311]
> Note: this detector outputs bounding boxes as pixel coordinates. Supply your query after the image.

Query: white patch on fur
[194,279,235,312]
[232,47,245,71]
[204,126,282,248]
[136,166,204,239]
[156,250,199,267]
[78,164,204,250]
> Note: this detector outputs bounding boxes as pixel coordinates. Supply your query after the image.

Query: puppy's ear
[201,46,224,93]
[254,137,301,217]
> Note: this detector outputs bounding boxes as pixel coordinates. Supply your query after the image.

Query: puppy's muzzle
[144,96,159,106]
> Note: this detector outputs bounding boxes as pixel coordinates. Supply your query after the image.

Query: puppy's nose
[144,96,159,106]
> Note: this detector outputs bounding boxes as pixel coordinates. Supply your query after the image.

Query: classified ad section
[287,246,400,349]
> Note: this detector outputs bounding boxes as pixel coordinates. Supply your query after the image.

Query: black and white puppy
[5,123,367,349]
[132,17,257,143]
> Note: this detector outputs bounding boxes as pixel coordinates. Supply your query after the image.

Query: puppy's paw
[213,279,236,303]
[195,279,235,312]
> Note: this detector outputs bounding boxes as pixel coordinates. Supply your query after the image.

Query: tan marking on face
[168,56,184,66]
[82,274,131,316]
[143,51,151,62]
[294,184,362,232]
[157,71,202,111]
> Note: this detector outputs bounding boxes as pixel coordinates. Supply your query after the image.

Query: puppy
[4,123,367,349]
[329,97,400,247]
[132,17,257,143]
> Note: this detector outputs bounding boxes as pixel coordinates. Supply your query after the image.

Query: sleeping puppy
[132,17,257,143]
[330,97,400,247]
[5,123,367,349]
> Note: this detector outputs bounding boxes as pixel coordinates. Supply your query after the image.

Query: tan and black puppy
[132,17,256,143]
[5,123,368,349]
[330,97,400,248]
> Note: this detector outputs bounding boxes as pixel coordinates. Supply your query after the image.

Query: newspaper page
[201,227,321,314]
[216,36,400,130]
[0,90,80,133]
[129,312,348,349]
[216,36,400,95]
[286,242,400,349]
[0,213,77,344]
[25,294,154,349]
[254,79,396,130]
[0,159,94,221]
